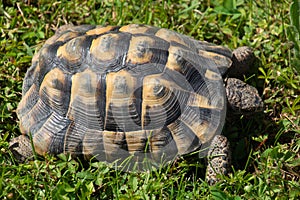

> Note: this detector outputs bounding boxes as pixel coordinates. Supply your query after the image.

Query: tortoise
[9,24,263,184]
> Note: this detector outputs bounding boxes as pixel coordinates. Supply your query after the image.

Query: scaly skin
[205,135,231,185]
[9,135,33,162]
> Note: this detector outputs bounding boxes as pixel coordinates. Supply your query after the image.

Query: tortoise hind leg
[9,135,34,162]
[205,135,231,185]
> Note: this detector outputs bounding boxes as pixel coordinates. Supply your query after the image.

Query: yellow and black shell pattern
[17,24,232,169]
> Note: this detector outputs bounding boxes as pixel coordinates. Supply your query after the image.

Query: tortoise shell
[18,24,232,169]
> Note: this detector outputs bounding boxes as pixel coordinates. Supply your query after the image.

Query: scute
[17,24,230,170]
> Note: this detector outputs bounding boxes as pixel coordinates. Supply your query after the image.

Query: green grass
[1,0,300,199]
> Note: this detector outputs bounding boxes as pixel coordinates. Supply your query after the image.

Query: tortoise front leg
[205,135,231,185]
[226,78,263,114]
